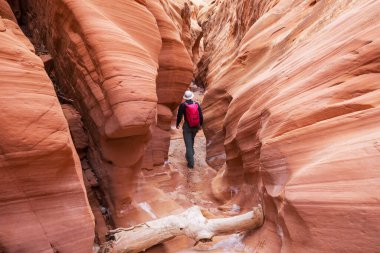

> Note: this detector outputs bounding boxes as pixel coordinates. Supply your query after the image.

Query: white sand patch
[138,202,157,219]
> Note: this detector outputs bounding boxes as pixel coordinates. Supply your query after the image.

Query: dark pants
[183,122,199,168]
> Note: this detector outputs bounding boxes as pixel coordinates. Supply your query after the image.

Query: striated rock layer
[0,1,94,252]
[142,0,194,168]
[19,0,193,225]
[198,0,380,252]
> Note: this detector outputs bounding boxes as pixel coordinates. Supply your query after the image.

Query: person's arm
[176,103,185,128]
[197,103,203,127]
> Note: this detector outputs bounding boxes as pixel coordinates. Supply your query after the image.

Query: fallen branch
[99,205,264,253]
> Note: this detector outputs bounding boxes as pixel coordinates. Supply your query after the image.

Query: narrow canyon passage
[2,2,255,251]
[1,0,380,253]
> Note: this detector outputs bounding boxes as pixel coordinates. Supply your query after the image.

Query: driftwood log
[100,205,264,253]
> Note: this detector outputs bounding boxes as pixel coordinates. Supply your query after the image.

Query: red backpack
[185,103,200,127]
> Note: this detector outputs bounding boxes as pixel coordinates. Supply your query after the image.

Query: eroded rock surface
[18,0,193,226]
[3,0,380,252]
[62,104,89,158]
[198,0,380,252]
[142,0,193,168]
[0,1,94,252]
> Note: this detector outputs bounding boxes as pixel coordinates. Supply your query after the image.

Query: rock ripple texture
[21,0,193,226]
[198,0,380,252]
[0,1,94,252]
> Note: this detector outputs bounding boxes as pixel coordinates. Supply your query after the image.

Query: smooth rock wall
[198,0,380,252]
[0,1,94,252]
[20,0,193,225]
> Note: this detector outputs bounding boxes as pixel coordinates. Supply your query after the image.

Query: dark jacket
[176,100,203,128]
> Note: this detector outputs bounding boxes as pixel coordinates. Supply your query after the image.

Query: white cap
[183,90,194,100]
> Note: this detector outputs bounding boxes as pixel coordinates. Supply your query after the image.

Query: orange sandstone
[198,0,380,252]
[0,1,94,252]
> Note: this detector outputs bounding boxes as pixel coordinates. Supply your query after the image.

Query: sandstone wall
[198,0,380,252]
[0,1,94,252]
[19,0,193,226]
[142,0,193,168]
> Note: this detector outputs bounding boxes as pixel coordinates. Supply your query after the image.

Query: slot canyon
[0,0,380,252]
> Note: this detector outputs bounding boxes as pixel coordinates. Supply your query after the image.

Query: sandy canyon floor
[117,91,257,252]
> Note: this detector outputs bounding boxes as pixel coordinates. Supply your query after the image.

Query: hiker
[176,90,203,169]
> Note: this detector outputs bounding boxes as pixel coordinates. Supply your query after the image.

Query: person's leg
[183,127,195,168]
[191,127,198,154]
